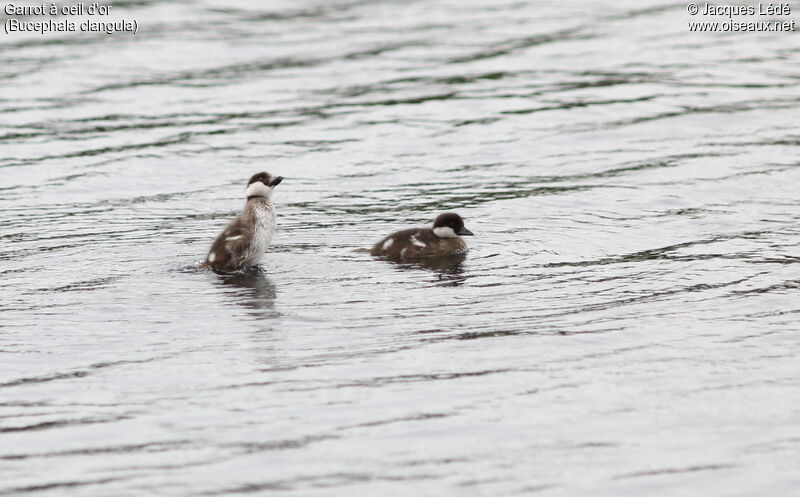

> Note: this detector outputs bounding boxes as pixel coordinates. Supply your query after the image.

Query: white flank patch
[433,226,457,238]
[245,181,273,198]
[226,235,242,241]
[208,252,216,262]
[400,248,408,257]
[410,235,425,248]
[382,238,394,250]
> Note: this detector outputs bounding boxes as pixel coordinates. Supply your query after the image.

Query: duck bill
[269,176,284,187]
[457,227,474,236]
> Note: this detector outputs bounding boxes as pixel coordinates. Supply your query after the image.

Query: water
[2,0,800,495]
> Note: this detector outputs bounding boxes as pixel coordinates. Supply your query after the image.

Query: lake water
[1,1,799,495]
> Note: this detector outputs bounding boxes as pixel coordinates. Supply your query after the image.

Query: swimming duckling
[370,212,473,259]
[202,172,283,271]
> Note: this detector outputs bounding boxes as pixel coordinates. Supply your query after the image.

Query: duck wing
[206,215,250,269]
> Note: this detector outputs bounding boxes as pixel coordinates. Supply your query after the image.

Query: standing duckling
[370,212,474,259]
[202,172,283,272]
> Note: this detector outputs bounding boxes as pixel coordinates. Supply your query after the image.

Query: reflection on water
[215,269,279,316]
[388,254,468,286]
[1,0,800,495]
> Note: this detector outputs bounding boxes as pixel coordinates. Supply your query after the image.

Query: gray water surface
[2,1,800,495]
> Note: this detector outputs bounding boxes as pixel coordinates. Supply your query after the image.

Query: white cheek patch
[245,181,273,198]
[410,235,425,247]
[208,252,216,263]
[433,226,457,238]
[382,238,394,250]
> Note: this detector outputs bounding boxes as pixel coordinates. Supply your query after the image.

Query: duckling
[203,172,283,271]
[370,212,473,259]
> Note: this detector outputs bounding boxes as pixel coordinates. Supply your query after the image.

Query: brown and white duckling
[202,172,283,272]
[370,212,474,259]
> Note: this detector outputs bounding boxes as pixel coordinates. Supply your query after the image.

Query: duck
[370,212,473,259]
[202,172,283,271]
